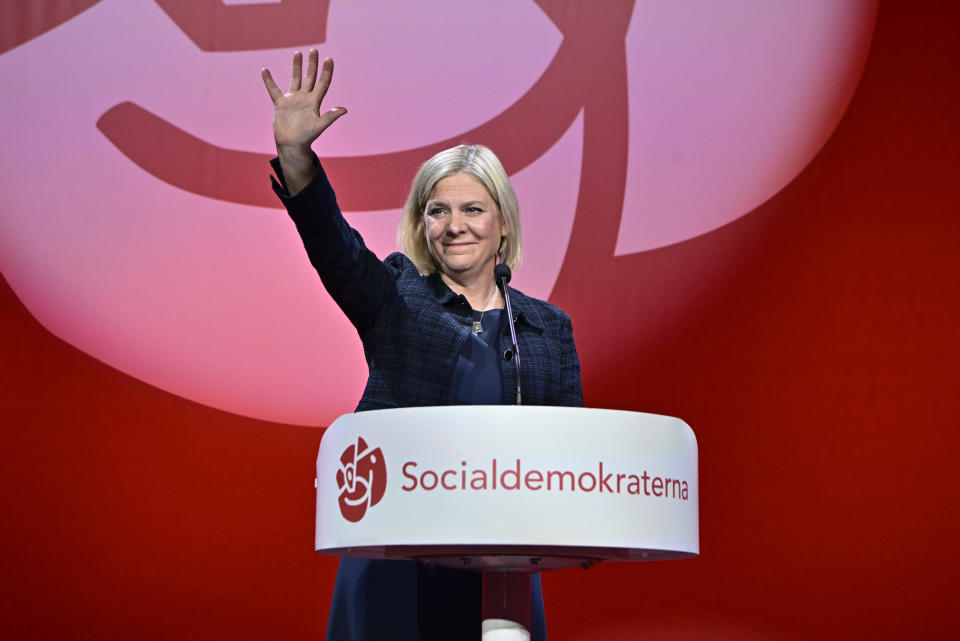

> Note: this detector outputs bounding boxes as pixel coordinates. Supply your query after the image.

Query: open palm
[262,49,346,151]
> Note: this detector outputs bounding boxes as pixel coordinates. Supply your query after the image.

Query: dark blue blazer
[271,158,583,411]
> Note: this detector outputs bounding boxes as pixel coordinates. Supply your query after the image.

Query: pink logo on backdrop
[0,1,877,425]
[336,437,386,523]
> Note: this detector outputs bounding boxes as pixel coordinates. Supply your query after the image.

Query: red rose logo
[0,2,876,426]
[336,437,386,522]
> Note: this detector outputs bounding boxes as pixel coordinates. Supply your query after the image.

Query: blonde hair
[398,144,522,275]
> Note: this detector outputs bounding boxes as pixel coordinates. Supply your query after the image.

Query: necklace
[471,286,500,335]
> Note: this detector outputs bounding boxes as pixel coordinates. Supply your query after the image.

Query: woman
[262,50,582,641]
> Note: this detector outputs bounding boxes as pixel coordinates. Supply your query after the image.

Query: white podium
[316,406,698,640]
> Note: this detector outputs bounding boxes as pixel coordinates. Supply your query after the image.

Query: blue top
[453,309,505,405]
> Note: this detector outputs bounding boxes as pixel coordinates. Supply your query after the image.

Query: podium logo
[336,437,387,522]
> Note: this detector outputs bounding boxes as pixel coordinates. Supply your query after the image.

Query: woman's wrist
[276,144,317,195]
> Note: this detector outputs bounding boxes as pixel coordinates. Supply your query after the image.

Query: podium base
[482,571,531,640]
[482,618,530,641]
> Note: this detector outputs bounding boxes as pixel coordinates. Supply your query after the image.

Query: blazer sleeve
[270,157,394,337]
[558,312,584,407]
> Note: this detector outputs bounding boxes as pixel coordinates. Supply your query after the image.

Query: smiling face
[423,172,507,286]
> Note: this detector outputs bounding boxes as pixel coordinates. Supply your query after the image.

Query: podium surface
[316,406,698,570]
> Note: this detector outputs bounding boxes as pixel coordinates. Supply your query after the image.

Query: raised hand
[262,50,346,192]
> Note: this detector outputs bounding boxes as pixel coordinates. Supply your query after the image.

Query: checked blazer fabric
[271,157,583,412]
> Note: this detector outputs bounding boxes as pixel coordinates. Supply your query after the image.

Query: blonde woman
[263,50,582,641]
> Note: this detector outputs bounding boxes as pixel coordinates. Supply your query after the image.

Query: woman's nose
[446,212,466,234]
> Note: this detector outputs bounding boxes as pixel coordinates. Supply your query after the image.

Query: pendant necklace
[471,286,500,335]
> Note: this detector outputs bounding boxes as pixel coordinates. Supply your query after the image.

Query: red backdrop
[2,2,958,639]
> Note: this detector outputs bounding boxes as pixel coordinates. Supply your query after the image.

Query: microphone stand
[496,266,522,405]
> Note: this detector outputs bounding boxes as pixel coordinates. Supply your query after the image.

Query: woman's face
[423,172,506,283]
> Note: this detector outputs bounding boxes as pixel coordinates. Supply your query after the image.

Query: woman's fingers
[314,56,334,103]
[261,68,283,103]
[288,50,303,93]
[272,50,327,101]
[315,106,347,136]
[262,51,341,147]
[303,49,319,92]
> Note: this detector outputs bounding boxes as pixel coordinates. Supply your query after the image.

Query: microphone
[495,264,521,405]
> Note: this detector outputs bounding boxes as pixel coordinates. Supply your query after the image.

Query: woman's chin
[440,262,494,281]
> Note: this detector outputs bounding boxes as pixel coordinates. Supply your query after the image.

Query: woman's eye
[428,207,446,216]
[466,207,482,214]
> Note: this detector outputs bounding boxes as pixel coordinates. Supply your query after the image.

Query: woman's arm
[263,52,393,336]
